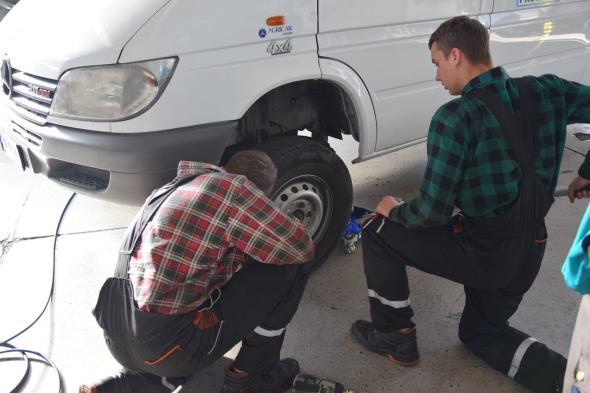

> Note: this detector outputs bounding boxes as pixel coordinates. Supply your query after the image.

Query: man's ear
[449,47,462,66]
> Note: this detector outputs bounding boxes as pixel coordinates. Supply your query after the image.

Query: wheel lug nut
[293,210,305,220]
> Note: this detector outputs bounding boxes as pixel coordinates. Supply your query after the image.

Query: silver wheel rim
[272,175,333,241]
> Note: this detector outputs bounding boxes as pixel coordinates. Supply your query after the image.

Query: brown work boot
[351,320,419,366]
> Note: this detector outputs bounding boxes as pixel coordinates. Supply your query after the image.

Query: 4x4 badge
[267,39,292,56]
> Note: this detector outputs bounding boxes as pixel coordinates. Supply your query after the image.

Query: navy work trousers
[99,261,310,379]
[361,216,566,393]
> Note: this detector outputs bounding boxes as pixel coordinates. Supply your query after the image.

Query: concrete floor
[0,131,588,393]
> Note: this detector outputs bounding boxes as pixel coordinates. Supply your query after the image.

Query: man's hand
[375,196,402,217]
[567,176,590,203]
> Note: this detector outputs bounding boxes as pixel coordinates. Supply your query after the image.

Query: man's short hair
[224,150,278,196]
[428,15,492,66]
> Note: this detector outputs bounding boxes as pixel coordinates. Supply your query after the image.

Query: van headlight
[50,58,177,121]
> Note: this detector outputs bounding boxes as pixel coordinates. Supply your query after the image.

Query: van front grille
[11,121,42,147]
[3,68,57,126]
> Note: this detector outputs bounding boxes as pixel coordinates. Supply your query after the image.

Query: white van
[1,0,589,260]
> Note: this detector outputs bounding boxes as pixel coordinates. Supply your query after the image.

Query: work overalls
[361,79,566,393]
[92,174,310,381]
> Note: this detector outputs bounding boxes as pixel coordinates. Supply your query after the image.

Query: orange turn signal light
[266,16,285,26]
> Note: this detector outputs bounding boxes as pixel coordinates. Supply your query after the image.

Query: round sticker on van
[258,28,267,38]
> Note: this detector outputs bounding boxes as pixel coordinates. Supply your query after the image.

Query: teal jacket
[563,202,590,294]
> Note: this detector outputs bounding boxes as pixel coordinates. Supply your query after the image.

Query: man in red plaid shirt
[82,150,315,393]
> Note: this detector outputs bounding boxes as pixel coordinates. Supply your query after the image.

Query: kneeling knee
[458,328,473,345]
[457,320,480,347]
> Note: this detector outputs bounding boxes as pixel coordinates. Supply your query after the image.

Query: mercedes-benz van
[1,0,589,260]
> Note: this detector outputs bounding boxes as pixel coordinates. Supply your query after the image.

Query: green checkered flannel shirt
[390,67,590,228]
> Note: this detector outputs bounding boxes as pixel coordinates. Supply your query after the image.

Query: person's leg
[83,262,310,393]
[81,276,196,393]
[458,241,566,393]
[353,217,494,365]
[359,218,415,330]
[195,261,311,393]
[350,217,422,365]
[359,217,496,330]
[229,263,309,373]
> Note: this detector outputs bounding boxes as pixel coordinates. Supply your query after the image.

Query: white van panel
[0,0,171,79]
[318,0,484,152]
[579,51,590,85]
[481,0,494,13]
[113,0,319,133]
[492,0,586,13]
[119,0,317,61]
[319,0,481,33]
[501,48,589,80]
[490,0,590,80]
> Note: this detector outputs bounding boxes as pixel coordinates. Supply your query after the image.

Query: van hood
[0,0,172,79]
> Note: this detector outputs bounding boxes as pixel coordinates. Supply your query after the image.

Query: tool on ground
[291,374,358,393]
[341,206,372,254]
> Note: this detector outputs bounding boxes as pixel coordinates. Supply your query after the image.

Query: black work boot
[351,320,419,366]
[79,371,185,393]
[221,358,300,393]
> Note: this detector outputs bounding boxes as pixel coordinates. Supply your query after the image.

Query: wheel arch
[233,60,376,161]
[318,57,377,162]
[235,78,360,145]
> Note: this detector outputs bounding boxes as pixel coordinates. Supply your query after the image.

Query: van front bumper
[0,109,237,205]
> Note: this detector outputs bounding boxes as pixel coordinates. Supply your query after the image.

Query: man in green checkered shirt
[351,16,590,393]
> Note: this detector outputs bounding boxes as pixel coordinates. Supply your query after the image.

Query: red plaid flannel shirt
[128,161,314,315]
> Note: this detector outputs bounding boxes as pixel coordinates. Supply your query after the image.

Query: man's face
[431,42,462,96]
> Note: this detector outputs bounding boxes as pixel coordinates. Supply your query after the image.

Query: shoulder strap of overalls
[114,174,200,278]
[468,77,538,175]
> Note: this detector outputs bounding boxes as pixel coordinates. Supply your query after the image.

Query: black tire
[254,136,353,266]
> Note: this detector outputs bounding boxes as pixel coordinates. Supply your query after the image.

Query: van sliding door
[489,0,590,82]
[318,1,485,153]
